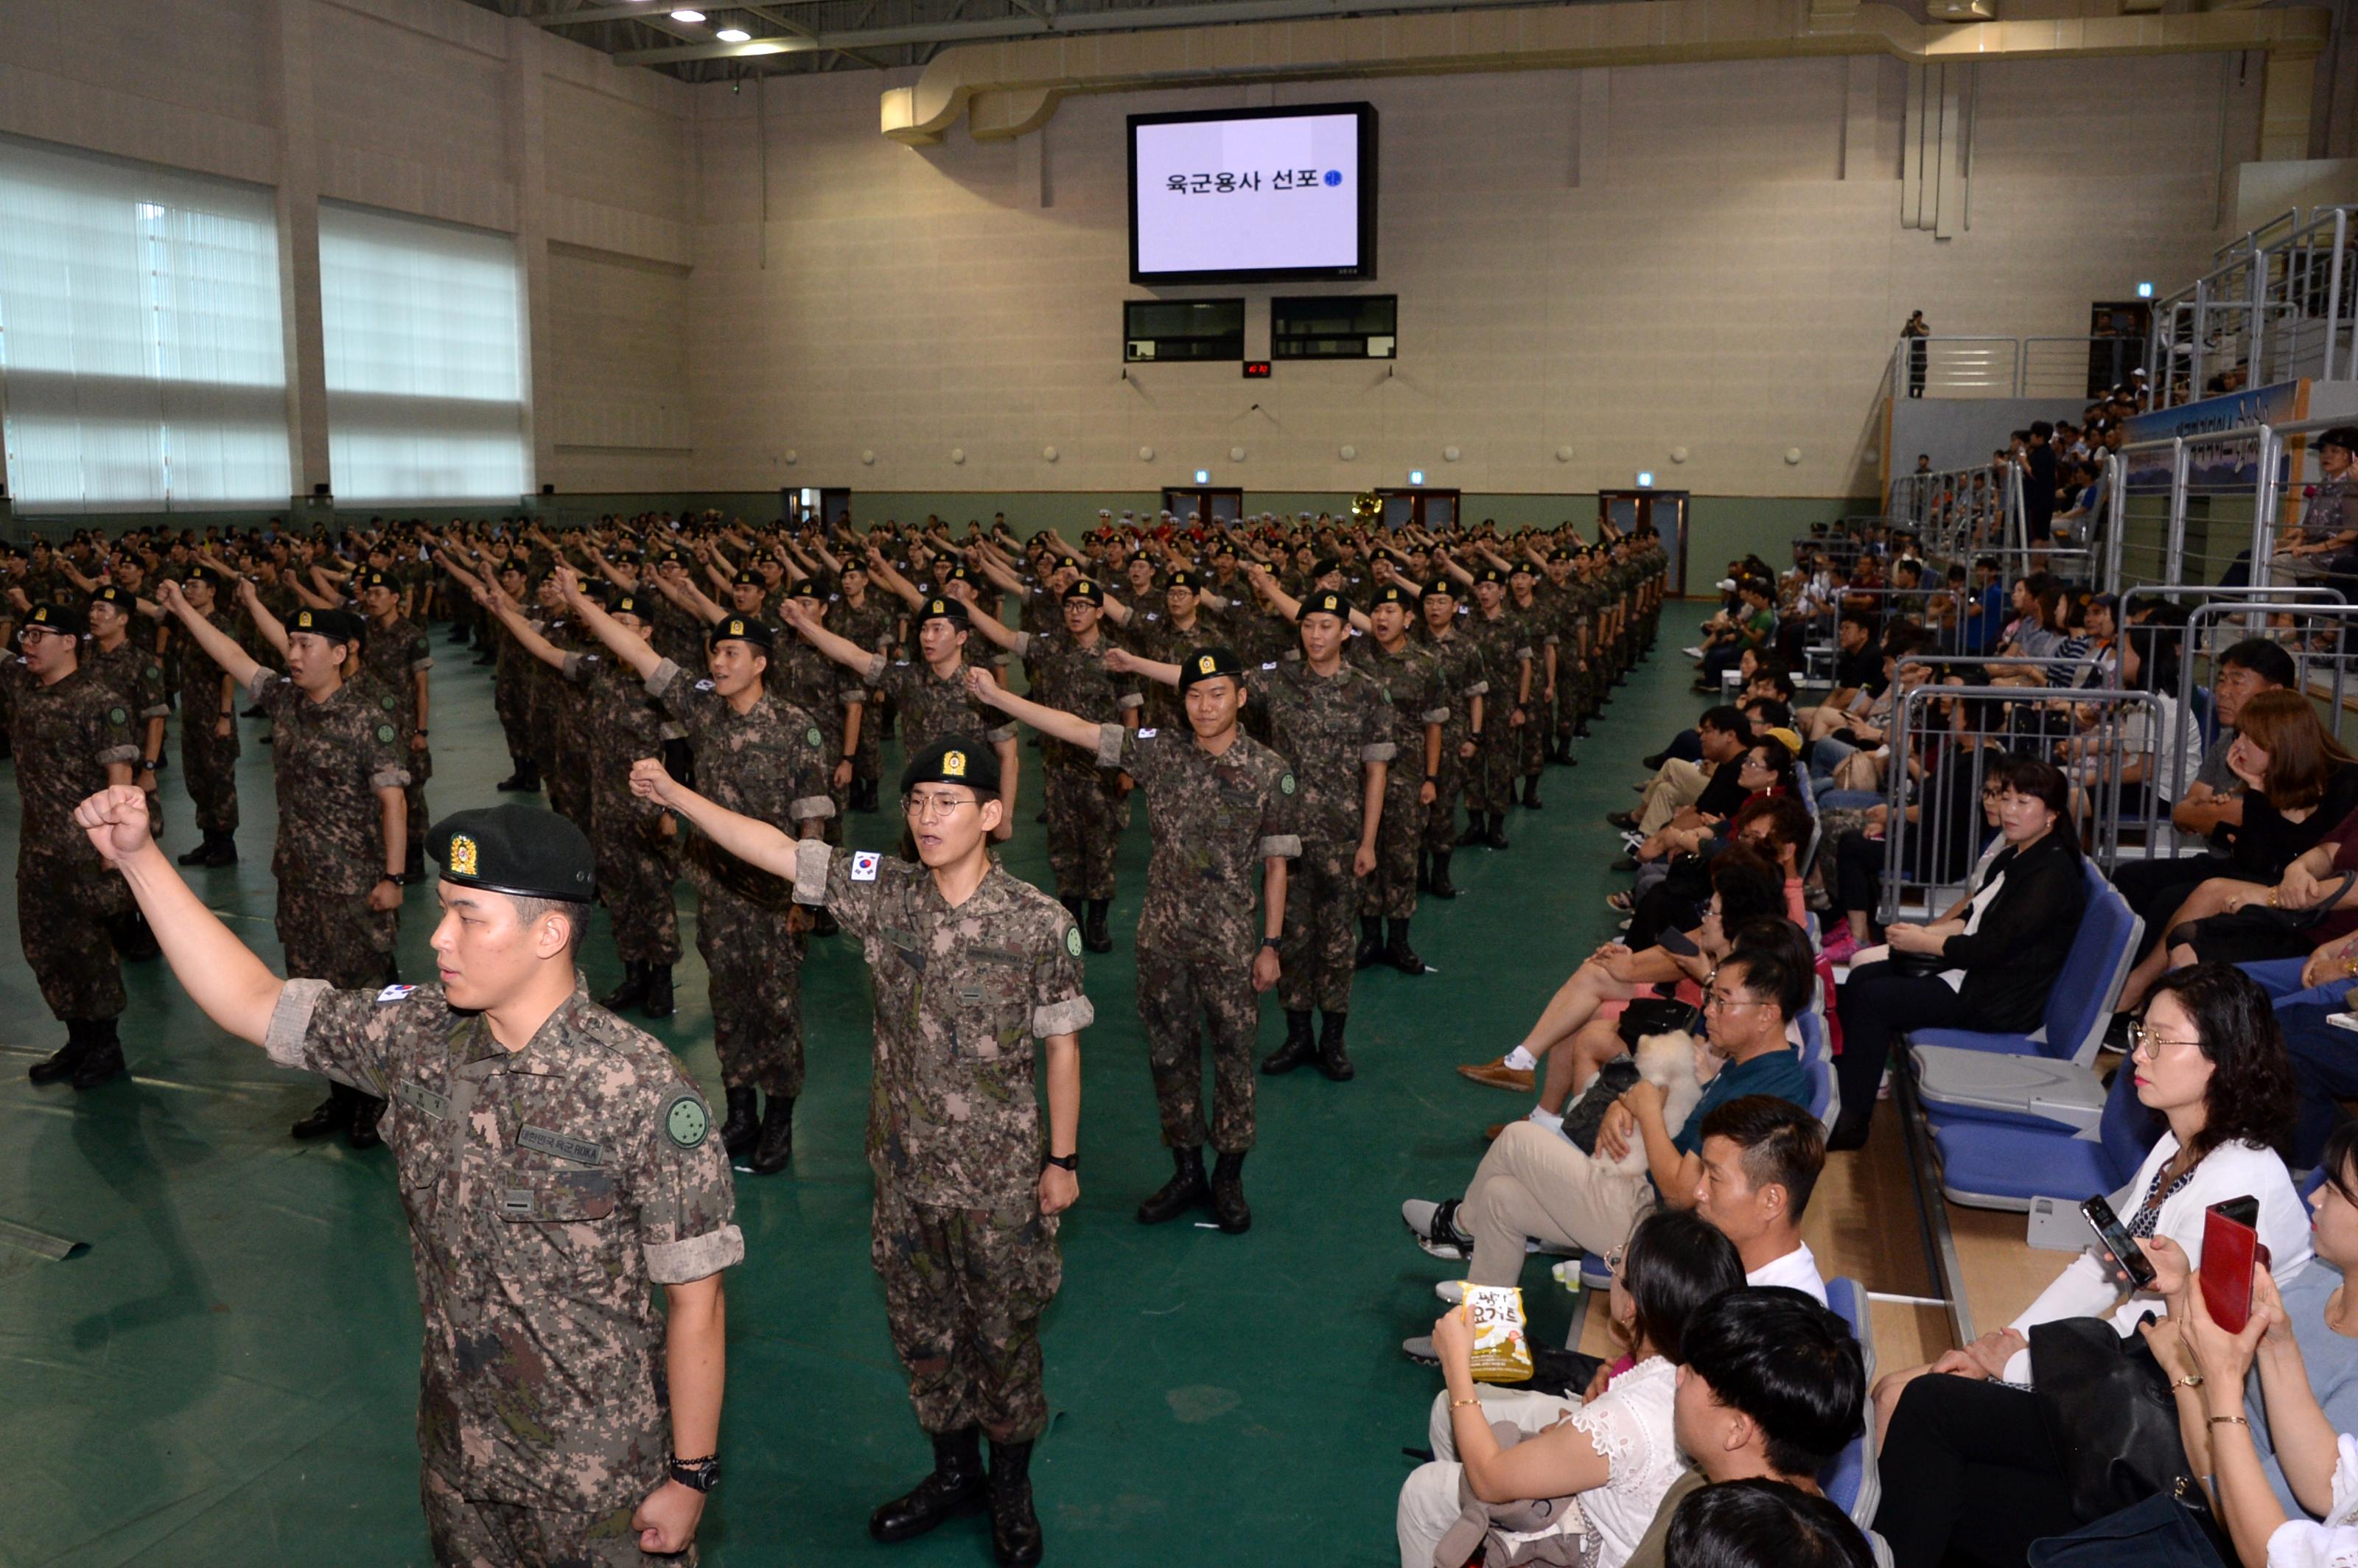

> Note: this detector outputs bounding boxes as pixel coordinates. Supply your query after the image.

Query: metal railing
[1886,335,2147,402]
[2147,206,2355,409]
[2163,597,2358,799]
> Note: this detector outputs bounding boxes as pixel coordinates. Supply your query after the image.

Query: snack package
[1463,1284,1535,1383]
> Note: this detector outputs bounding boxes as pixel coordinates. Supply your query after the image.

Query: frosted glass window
[319,203,530,503]
[0,136,290,512]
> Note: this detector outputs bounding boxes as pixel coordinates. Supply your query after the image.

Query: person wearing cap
[564,565,833,1175]
[785,581,1023,841]
[70,788,740,1562]
[158,578,412,1144]
[357,567,435,882]
[1536,545,1599,760]
[1166,571,1389,1081]
[1411,573,1489,900]
[84,584,172,825]
[1101,566,1221,733]
[1438,556,1530,850]
[1345,582,1449,976]
[157,570,244,869]
[477,579,685,1022]
[630,736,1085,1566]
[7,603,142,1089]
[1498,558,1556,809]
[828,553,898,813]
[976,649,1298,1232]
[436,542,542,793]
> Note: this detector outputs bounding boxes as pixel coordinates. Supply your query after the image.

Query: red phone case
[2200,1207,2269,1334]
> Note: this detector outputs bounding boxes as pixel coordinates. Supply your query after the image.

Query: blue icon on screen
[1323,169,1343,187]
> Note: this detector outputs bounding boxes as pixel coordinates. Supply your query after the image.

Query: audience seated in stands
[1662,1477,1873,1568]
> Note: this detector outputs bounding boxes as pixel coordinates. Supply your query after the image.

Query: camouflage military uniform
[767,631,861,844]
[489,607,535,772]
[248,668,410,988]
[1249,657,1394,1016]
[88,634,172,826]
[1015,627,1141,902]
[1502,592,1553,782]
[792,841,1092,1439]
[833,592,897,794]
[1416,622,1491,855]
[1348,637,1447,920]
[3,659,138,1021]
[1105,722,1299,1152]
[1463,607,1530,814]
[260,976,741,1566]
[862,654,1017,764]
[175,609,242,837]
[357,613,435,855]
[559,652,682,969]
[646,659,833,1099]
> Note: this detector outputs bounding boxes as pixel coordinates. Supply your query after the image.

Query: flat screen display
[1128,103,1377,285]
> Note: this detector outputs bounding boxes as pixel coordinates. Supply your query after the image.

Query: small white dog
[1584,1029,1713,1177]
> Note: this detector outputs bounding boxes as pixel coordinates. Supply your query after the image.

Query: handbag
[2026,1484,2228,1568]
[2028,1315,2195,1523]
[1880,950,1951,979]
[1615,995,1703,1050]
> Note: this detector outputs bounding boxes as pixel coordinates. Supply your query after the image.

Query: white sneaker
[1402,1334,1439,1365]
[1403,1198,1471,1260]
[1682,645,1705,659]
[1435,1279,1466,1306]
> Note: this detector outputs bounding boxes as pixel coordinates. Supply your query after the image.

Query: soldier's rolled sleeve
[1092,721,1127,769]
[1032,917,1094,1037]
[559,651,591,684]
[986,720,1018,745]
[245,667,281,703]
[408,638,434,673]
[1467,679,1490,697]
[644,657,687,703]
[633,1096,744,1286]
[1361,741,1398,764]
[1009,631,1035,659]
[371,765,413,790]
[1115,692,1144,712]
[1259,833,1303,859]
[791,838,833,906]
[1514,645,1534,661]
[789,794,836,822]
[262,977,392,1093]
[645,1224,744,1286]
[861,651,889,685]
[1423,705,1451,725]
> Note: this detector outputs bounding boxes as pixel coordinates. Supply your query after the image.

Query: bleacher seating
[1928,1040,2158,1211]
[1820,1275,1881,1529]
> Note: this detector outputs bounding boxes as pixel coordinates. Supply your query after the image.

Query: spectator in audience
[1619,706,1749,839]
[1663,1479,1873,1568]
[1616,793,1810,945]
[2061,617,2205,820]
[1902,310,1929,399]
[1399,1210,1747,1568]
[2024,420,2059,546]
[2137,1117,2358,1558]
[1410,949,1810,1289]
[1689,1096,1829,1304]
[1827,758,2085,1149]
[1623,740,1796,873]
[1698,579,1776,692]
[1821,751,2018,967]
[1870,962,2311,1567]
[1960,557,2004,656]
[1625,1288,1867,1568]
[2112,688,2358,1014]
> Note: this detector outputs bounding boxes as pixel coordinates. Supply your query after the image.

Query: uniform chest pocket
[948,962,1032,1058]
[494,1167,619,1223]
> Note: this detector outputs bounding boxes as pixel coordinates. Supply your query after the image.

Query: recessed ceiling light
[671,8,706,21]
[716,25,749,40]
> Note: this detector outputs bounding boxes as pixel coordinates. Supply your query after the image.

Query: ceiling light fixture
[671,9,707,21]
[716,25,750,41]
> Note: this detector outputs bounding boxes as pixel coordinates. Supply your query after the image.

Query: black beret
[916,595,969,629]
[1472,565,1505,586]
[359,569,396,592]
[1176,645,1248,692]
[1371,584,1411,609]
[1063,578,1103,605]
[708,614,774,650]
[732,570,763,588]
[788,578,823,600]
[290,606,366,645]
[1311,557,1341,578]
[900,734,1001,794]
[1419,578,1458,601]
[88,586,135,612]
[24,603,85,637]
[1166,570,1202,592]
[1298,589,1351,623]
[429,805,596,903]
[606,590,647,620]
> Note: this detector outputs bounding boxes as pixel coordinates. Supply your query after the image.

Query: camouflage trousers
[1278,842,1358,1016]
[853,696,882,786]
[1136,939,1261,1153]
[1424,735,1469,854]
[549,732,595,836]
[279,881,398,990]
[18,855,128,1023]
[404,743,433,864]
[693,878,805,1099]
[1360,774,1421,920]
[592,799,680,967]
[420,1463,688,1568]
[1466,720,1518,813]
[872,1178,1061,1441]
[1518,694,1550,777]
[494,665,532,763]
[179,724,240,835]
[1043,762,1122,902]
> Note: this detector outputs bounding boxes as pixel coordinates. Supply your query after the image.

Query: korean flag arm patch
[851,850,882,882]
[375,983,416,1004]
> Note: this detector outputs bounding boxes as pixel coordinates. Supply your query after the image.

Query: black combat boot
[642,965,674,1019]
[496,760,533,791]
[1082,897,1113,954]
[1484,812,1511,850]
[108,908,161,962]
[1058,894,1084,928]
[1260,1009,1317,1075]
[812,906,839,938]
[291,1082,351,1140]
[1136,1147,1210,1225]
[1427,850,1458,900]
[1520,774,1543,810]
[748,1094,795,1175]
[200,830,239,867]
[987,1439,1044,1567]
[176,837,214,867]
[1316,1012,1355,1082]
[346,1092,387,1149]
[1385,918,1426,976]
[1354,914,1384,970]
[71,1018,126,1089]
[870,1428,987,1543]
[1209,1150,1253,1233]
[719,1086,760,1157]
[601,961,650,1012]
[29,1020,88,1085]
[1457,815,1489,847]
[1417,851,1431,894]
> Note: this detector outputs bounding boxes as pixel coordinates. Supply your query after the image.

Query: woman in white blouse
[1868,962,2310,1568]
[1399,1210,1747,1568]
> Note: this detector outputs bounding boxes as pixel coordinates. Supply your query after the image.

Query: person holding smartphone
[1869,963,2313,1568]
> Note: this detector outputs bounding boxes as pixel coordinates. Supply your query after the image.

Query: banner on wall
[2121,379,2309,492]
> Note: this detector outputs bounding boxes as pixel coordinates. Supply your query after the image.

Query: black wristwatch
[669,1455,721,1493]
[1260,936,1282,951]
[1043,1151,1079,1173]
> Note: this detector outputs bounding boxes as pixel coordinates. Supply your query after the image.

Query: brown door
[1161,486,1245,524]
[1598,491,1690,594]
[1374,488,1460,531]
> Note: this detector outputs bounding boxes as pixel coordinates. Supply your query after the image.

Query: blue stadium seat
[1931,1054,2158,1211]
[1819,1275,1880,1528]
[1906,862,2138,1135]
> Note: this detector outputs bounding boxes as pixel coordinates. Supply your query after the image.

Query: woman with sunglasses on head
[1868,962,2311,1568]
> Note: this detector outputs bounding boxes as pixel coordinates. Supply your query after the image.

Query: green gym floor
[0,633,1688,1567]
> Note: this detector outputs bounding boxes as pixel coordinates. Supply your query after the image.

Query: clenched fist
[74,786,154,864]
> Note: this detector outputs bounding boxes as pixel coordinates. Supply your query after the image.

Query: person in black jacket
[1826,757,2088,1150]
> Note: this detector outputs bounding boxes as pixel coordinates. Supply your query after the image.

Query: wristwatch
[1260,936,1282,951]
[1043,1151,1079,1173]
[668,1455,721,1493]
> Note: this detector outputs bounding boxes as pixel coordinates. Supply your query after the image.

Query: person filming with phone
[1868,963,2313,1568]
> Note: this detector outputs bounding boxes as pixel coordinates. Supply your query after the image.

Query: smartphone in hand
[2081,1194,2159,1290]
[2200,1196,2269,1334]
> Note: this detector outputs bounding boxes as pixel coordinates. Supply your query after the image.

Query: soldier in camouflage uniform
[965,575,1142,952]
[1412,577,1488,902]
[634,736,1085,1568]
[10,604,141,1088]
[1347,584,1447,975]
[1500,561,1553,809]
[480,584,683,1021]
[161,571,243,867]
[85,585,170,819]
[830,558,898,813]
[763,578,865,849]
[74,793,740,1567]
[357,568,435,878]
[1228,576,1393,1081]
[1452,563,1531,851]
[567,570,832,1175]
[159,585,409,1146]
[974,650,1298,1236]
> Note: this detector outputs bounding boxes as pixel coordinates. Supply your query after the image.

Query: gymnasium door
[1162,486,1245,524]
[1598,490,1688,595]
[783,487,853,528]
[1376,489,1458,531]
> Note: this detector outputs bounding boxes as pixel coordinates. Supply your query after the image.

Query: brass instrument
[1349,490,1382,525]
